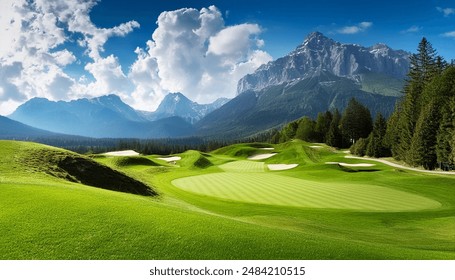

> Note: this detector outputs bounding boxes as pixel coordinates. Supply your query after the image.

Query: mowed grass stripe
[218,161,265,172]
[172,173,441,211]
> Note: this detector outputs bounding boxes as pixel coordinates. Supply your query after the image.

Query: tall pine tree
[391,37,439,162]
[366,113,389,158]
[340,98,372,144]
[326,109,343,148]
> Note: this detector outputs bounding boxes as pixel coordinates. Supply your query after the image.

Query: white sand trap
[325,162,375,167]
[157,156,182,162]
[267,164,299,171]
[259,147,274,150]
[339,163,375,167]
[104,150,139,156]
[248,153,277,160]
[309,145,323,149]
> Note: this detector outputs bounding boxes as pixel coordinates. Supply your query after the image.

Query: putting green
[172,173,441,211]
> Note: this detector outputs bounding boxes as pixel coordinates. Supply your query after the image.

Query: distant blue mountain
[9,94,193,138]
[142,92,229,124]
[0,115,60,138]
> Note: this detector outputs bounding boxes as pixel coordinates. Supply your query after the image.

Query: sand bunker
[267,164,299,171]
[325,162,376,167]
[104,150,139,156]
[157,156,182,162]
[248,153,277,160]
[309,145,323,149]
[259,147,274,150]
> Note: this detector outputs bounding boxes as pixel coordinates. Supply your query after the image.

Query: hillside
[0,140,155,196]
[196,73,398,138]
[0,115,59,138]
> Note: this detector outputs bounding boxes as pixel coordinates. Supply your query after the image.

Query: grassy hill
[1,140,454,259]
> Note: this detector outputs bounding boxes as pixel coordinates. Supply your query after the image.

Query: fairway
[172,173,441,211]
[2,140,455,260]
[218,160,265,172]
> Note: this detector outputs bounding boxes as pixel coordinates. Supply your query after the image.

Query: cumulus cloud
[0,0,141,115]
[437,7,455,17]
[337,21,373,34]
[0,1,271,115]
[128,5,272,111]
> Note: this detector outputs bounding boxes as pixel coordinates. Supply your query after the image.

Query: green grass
[172,173,440,211]
[1,139,455,260]
[218,160,265,172]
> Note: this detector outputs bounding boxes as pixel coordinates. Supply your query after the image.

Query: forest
[271,38,455,170]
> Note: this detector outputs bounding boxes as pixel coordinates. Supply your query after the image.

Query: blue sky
[0,0,454,115]
[90,0,455,65]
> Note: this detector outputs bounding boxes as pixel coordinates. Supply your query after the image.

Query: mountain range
[196,32,409,138]
[142,92,229,124]
[7,93,227,138]
[4,32,410,140]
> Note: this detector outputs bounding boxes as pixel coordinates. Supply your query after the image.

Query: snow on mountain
[146,92,230,124]
[237,32,410,94]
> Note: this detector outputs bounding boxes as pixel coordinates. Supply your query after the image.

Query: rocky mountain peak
[237,32,410,94]
[300,32,336,50]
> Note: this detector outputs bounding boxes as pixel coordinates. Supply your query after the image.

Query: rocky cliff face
[237,32,410,94]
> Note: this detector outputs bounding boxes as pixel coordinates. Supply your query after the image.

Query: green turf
[172,173,441,211]
[218,160,265,172]
[1,139,455,260]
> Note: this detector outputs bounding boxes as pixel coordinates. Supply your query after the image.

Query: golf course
[1,139,454,259]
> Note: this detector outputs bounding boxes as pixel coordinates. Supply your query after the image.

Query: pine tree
[384,104,401,158]
[408,101,439,169]
[391,37,439,162]
[366,113,389,158]
[314,111,333,143]
[436,103,454,169]
[280,120,299,142]
[340,98,372,144]
[295,117,317,142]
[350,137,370,156]
[326,109,343,148]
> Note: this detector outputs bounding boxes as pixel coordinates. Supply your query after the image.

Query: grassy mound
[179,150,213,169]
[2,140,156,196]
[110,156,159,167]
[213,143,266,158]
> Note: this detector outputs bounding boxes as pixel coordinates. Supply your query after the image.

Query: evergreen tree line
[270,97,384,155]
[385,38,455,170]
[32,136,232,155]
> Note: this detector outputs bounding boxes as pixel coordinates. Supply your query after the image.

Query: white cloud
[437,7,455,17]
[207,24,262,56]
[337,21,373,34]
[0,2,271,115]
[83,55,132,96]
[129,6,272,111]
[0,0,139,115]
[401,25,422,34]
[442,31,455,38]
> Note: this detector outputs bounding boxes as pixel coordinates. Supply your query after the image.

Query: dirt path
[345,155,455,175]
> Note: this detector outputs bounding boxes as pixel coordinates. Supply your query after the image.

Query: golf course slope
[0,140,155,196]
[1,140,455,260]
